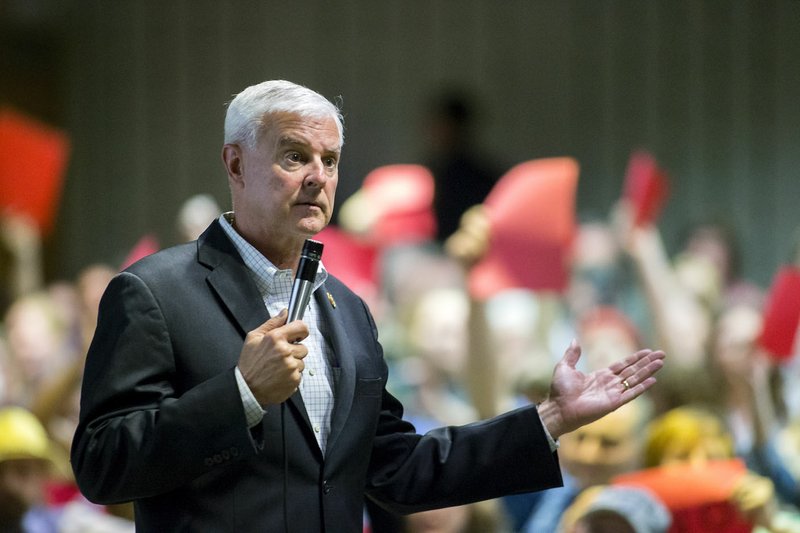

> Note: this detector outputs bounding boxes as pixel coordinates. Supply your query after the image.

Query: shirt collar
[218,212,328,294]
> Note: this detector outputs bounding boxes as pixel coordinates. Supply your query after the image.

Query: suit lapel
[197,221,268,336]
[317,283,356,453]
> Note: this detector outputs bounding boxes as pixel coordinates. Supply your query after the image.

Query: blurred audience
[635,405,799,533]
[2,140,799,533]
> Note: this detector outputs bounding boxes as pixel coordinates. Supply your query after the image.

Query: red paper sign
[469,157,579,300]
[614,460,751,533]
[758,266,800,360]
[622,151,670,227]
[0,107,70,235]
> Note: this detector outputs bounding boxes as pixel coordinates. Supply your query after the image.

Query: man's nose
[304,158,328,187]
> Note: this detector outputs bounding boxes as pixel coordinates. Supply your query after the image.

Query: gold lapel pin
[327,291,337,309]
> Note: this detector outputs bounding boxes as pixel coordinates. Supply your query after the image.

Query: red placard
[614,460,752,533]
[468,157,579,300]
[758,266,800,361]
[622,151,670,227]
[0,107,70,235]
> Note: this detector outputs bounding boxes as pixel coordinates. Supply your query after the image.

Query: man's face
[228,112,340,249]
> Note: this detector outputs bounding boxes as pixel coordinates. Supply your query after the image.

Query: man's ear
[222,144,244,187]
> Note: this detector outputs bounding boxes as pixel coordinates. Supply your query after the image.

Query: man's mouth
[296,201,322,210]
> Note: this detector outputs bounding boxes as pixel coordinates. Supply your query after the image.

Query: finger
[625,350,666,380]
[284,320,310,344]
[620,376,657,400]
[254,309,289,333]
[291,343,309,361]
[561,339,582,368]
[617,354,665,393]
[609,349,663,376]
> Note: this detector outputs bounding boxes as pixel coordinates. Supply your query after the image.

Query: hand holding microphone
[237,239,324,405]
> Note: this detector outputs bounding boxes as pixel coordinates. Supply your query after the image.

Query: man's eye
[323,157,337,168]
[287,152,302,162]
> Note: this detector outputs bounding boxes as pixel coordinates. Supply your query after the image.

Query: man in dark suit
[71,80,665,532]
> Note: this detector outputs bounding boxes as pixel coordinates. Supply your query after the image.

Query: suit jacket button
[322,481,332,495]
[213,454,223,464]
[204,458,214,467]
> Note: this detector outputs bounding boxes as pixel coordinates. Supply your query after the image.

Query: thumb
[561,339,582,369]
[256,309,288,333]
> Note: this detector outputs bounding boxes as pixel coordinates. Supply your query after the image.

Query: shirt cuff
[235,366,266,428]
[538,410,560,452]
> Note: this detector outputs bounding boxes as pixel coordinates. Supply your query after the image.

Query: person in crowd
[612,203,718,413]
[176,193,223,243]
[0,405,58,532]
[521,401,650,533]
[0,212,43,317]
[709,302,799,509]
[640,405,800,533]
[2,291,73,408]
[421,89,504,243]
[71,79,665,532]
[558,485,671,533]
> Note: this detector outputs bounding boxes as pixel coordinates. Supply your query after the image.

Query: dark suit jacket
[71,220,562,532]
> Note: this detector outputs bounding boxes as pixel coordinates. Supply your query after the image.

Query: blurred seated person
[2,291,74,408]
[634,405,798,533]
[709,302,800,509]
[0,406,59,532]
[520,401,650,533]
[559,485,671,533]
[176,193,222,243]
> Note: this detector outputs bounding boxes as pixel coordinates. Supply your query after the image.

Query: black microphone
[287,239,324,322]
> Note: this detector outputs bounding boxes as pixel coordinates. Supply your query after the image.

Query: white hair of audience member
[177,194,223,242]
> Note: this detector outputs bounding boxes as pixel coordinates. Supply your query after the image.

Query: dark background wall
[3,0,799,286]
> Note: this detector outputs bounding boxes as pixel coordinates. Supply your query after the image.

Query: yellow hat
[0,406,52,463]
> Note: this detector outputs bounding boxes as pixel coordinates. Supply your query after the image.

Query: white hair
[224,80,344,148]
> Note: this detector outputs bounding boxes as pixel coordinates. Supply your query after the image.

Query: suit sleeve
[70,272,258,504]
[361,300,563,514]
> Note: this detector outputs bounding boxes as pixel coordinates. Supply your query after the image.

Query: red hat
[469,157,579,300]
[361,164,436,246]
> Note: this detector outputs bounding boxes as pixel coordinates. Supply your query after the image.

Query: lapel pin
[327,291,337,309]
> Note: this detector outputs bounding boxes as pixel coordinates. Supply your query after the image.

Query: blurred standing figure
[422,89,503,242]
